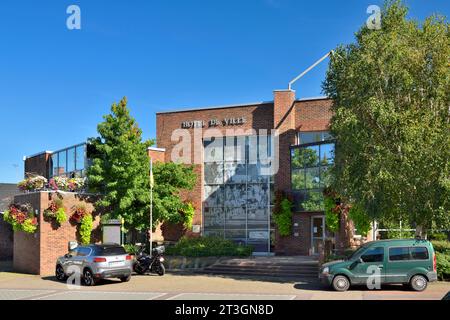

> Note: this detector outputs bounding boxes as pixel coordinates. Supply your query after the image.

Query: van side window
[389,247,429,261]
[389,247,410,261]
[361,247,384,262]
[410,247,429,260]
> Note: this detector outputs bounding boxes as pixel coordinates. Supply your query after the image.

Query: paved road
[0,271,448,300]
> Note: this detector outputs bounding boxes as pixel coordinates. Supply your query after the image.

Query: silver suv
[55,243,133,286]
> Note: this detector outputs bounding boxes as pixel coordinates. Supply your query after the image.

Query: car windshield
[347,245,368,260]
[94,246,126,256]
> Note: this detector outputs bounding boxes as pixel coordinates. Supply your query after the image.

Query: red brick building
[24,90,349,256]
[153,90,336,255]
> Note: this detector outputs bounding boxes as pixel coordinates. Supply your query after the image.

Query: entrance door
[311,216,325,255]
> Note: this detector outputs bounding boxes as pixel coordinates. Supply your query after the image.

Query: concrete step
[199,257,319,278]
[199,268,318,278]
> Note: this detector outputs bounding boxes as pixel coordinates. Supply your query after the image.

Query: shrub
[165,236,253,257]
[273,197,293,237]
[429,233,448,241]
[435,252,450,281]
[432,241,450,254]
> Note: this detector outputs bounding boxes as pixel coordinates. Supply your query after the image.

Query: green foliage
[323,0,450,232]
[165,237,253,257]
[181,202,195,229]
[152,162,196,227]
[435,252,450,281]
[273,197,293,237]
[324,196,339,232]
[123,244,139,255]
[55,208,67,225]
[87,97,196,231]
[432,240,450,254]
[429,233,448,241]
[348,204,372,236]
[3,205,38,234]
[79,214,93,245]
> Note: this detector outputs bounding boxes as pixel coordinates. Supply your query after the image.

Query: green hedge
[432,241,450,281]
[165,236,253,257]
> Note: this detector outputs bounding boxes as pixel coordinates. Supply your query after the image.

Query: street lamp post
[149,158,154,254]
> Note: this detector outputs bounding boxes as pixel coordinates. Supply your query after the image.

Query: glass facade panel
[291,132,335,212]
[58,150,67,175]
[67,148,75,173]
[51,153,58,177]
[75,145,85,171]
[50,144,87,178]
[203,135,274,252]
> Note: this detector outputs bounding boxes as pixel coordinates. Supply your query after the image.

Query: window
[50,143,87,178]
[389,247,429,261]
[77,247,91,257]
[389,247,410,261]
[291,133,335,211]
[361,247,384,263]
[203,135,274,252]
[298,131,333,145]
[410,247,429,260]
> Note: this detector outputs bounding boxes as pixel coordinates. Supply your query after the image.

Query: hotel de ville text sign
[181,117,246,129]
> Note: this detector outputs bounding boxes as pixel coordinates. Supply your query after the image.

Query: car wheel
[120,274,131,282]
[83,269,97,286]
[55,265,67,281]
[410,275,428,292]
[332,275,350,292]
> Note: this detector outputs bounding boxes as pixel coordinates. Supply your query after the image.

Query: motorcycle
[133,244,166,276]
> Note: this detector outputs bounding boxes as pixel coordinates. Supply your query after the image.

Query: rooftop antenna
[288,50,337,90]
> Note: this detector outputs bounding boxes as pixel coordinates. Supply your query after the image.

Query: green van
[319,239,437,292]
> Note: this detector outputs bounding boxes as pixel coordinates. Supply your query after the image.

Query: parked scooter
[133,244,166,276]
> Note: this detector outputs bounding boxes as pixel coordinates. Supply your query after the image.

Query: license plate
[109,261,125,267]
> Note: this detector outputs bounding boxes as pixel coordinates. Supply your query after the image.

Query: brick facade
[155,95,338,255]
[0,216,13,261]
[13,192,101,275]
[24,152,51,178]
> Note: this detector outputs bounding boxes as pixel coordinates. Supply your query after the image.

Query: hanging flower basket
[43,199,67,225]
[3,204,38,234]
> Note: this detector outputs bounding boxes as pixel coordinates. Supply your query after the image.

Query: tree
[323,0,450,236]
[87,97,197,231]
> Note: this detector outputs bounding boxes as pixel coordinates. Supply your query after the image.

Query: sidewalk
[0,271,448,300]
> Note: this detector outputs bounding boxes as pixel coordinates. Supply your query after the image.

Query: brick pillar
[273,90,296,255]
[273,89,296,192]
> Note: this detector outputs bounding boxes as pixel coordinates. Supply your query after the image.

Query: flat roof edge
[156,101,274,115]
[25,151,53,159]
[156,96,330,115]
[148,147,166,152]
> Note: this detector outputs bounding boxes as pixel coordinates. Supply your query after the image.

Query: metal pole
[150,158,153,253]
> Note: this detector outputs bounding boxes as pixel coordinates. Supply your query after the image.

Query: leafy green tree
[87,97,197,231]
[152,162,196,227]
[323,0,450,236]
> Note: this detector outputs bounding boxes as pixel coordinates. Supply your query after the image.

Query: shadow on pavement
[293,280,414,292]
[167,270,312,284]
[41,275,127,287]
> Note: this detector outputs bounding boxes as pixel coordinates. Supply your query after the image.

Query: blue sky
[0,0,448,183]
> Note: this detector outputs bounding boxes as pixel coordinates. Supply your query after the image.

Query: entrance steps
[198,256,319,279]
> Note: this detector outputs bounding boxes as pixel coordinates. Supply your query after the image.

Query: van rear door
[385,245,430,284]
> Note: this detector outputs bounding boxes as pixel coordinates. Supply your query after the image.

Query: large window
[291,132,334,211]
[50,143,87,178]
[203,135,274,252]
